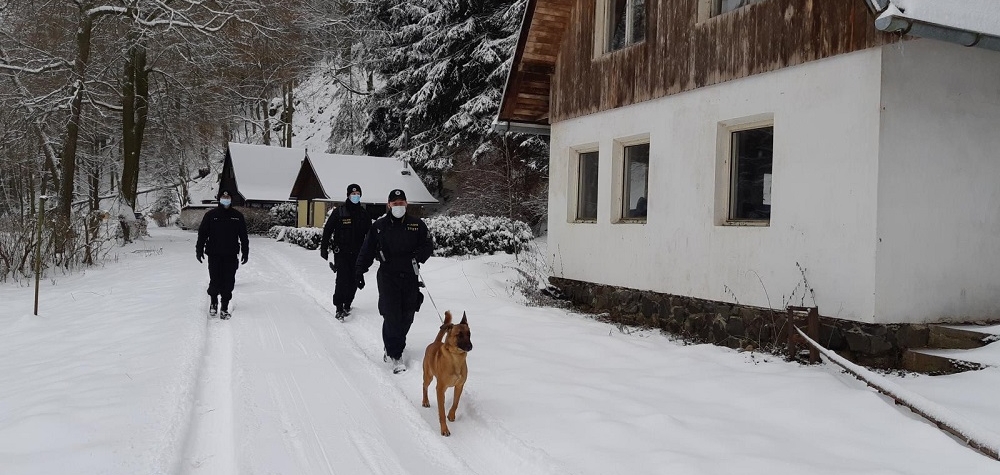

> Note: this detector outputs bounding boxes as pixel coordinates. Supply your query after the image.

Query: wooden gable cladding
[542,0,896,123]
[498,0,576,124]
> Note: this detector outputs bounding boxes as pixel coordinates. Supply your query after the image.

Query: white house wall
[875,39,1000,323]
[549,49,884,323]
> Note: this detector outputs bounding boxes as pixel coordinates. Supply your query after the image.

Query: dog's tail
[435,310,454,343]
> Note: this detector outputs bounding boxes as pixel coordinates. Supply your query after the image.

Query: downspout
[868,2,1000,52]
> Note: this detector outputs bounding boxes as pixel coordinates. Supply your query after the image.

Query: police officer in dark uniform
[320,183,372,320]
[355,188,434,374]
[196,191,249,320]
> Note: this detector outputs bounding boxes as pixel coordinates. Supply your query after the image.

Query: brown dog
[421,311,473,436]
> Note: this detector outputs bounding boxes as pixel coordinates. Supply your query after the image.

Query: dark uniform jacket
[196,206,249,257]
[356,213,434,275]
[320,201,372,256]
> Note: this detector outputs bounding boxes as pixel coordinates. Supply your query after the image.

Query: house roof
[227,143,305,202]
[866,0,1000,50]
[496,0,575,126]
[306,152,439,204]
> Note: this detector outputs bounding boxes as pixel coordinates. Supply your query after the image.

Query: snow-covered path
[178,235,570,475]
[3,227,1000,474]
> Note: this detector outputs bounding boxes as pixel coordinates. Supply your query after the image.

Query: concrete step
[927,324,996,350]
[902,324,999,374]
[901,348,987,375]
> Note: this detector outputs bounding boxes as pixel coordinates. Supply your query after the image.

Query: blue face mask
[349,195,361,204]
[219,198,231,207]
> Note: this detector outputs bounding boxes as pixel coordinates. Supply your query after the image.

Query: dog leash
[412,258,444,322]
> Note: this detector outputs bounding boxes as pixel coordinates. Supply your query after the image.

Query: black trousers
[207,254,239,307]
[333,252,359,310]
[377,269,422,360]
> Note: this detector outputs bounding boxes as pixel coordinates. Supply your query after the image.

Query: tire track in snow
[257,239,577,475]
[226,243,469,474]
[178,319,238,475]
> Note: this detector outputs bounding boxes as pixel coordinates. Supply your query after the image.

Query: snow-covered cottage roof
[226,143,306,203]
[306,152,438,205]
[866,0,1000,50]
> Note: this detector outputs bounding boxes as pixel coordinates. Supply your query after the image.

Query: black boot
[335,305,346,321]
[220,299,231,320]
[209,296,218,317]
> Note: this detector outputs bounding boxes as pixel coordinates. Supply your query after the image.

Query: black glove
[241,254,248,265]
[328,261,337,273]
[196,252,203,263]
[320,248,328,260]
[356,273,365,290]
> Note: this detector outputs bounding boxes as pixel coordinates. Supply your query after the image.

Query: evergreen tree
[359,0,548,224]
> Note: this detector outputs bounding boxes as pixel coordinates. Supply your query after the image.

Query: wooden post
[34,195,47,316]
[786,306,820,363]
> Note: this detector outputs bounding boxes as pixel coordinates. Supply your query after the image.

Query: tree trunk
[121,38,149,210]
[282,81,293,147]
[261,98,271,145]
[58,6,95,231]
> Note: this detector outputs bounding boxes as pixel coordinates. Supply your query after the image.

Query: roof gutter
[864,1,1000,52]
[492,120,551,136]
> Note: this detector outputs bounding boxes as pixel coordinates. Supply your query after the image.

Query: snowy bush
[242,208,277,235]
[269,203,297,227]
[424,214,533,257]
[149,188,179,227]
[268,226,323,250]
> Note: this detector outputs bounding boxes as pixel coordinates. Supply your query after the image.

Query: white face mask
[390,205,406,218]
[349,194,361,204]
[219,198,232,207]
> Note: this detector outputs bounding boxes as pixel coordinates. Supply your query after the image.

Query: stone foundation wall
[551,277,931,369]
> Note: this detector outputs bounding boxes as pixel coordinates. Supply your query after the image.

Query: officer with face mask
[320,183,373,320]
[355,188,434,374]
[196,190,249,319]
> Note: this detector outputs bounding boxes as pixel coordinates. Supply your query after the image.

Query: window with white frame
[599,0,646,53]
[714,0,767,16]
[728,126,773,222]
[622,143,649,220]
[576,151,600,221]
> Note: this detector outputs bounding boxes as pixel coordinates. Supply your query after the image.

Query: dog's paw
[447,414,456,422]
[441,428,451,437]
[422,400,430,408]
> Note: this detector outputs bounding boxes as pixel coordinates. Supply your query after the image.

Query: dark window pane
[631,0,646,43]
[730,127,773,221]
[624,143,649,219]
[578,152,600,221]
[609,0,627,51]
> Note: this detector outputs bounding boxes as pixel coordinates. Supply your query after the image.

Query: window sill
[720,220,769,227]
[571,219,598,224]
[615,218,647,224]
[595,40,646,60]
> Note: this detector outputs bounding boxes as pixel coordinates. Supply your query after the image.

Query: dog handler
[196,190,249,319]
[320,183,373,320]
[355,188,434,373]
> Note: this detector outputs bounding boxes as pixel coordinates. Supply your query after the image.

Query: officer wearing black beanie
[320,183,372,319]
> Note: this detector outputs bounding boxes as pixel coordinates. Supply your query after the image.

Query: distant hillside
[289,65,343,154]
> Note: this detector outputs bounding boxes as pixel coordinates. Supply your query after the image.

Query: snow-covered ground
[2,227,1000,474]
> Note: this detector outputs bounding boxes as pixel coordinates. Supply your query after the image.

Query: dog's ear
[460,312,468,325]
